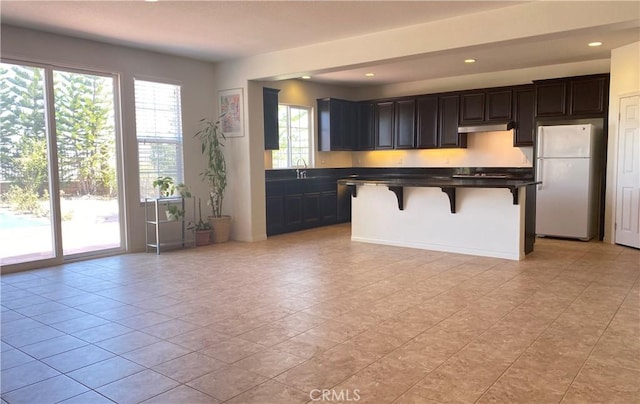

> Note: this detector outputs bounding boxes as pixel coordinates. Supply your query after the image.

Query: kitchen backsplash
[352,130,533,168]
[265,130,533,170]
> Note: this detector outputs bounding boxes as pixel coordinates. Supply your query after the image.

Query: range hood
[458,121,516,133]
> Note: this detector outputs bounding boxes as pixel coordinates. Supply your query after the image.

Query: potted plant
[188,197,211,246]
[195,118,231,243]
[152,176,191,221]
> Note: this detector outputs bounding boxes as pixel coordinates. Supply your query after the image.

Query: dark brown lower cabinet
[266,196,285,235]
[302,193,322,226]
[266,177,342,236]
[321,191,338,222]
[284,194,303,230]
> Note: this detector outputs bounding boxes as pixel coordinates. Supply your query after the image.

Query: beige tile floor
[1,223,639,403]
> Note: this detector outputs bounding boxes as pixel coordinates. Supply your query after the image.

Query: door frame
[612,92,640,248]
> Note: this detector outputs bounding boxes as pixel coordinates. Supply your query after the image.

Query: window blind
[134,80,184,200]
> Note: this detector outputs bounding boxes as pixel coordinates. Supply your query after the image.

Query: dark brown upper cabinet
[263,87,280,150]
[374,101,394,149]
[513,85,535,147]
[569,75,608,116]
[461,89,512,125]
[416,96,438,149]
[439,95,466,148]
[535,74,609,118]
[394,98,416,149]
[374,98,416,149]
[317,98,357,151]
[486,89,512,122]
[357,101,375,150]
[535,81,567,117]
[460,92,485,124]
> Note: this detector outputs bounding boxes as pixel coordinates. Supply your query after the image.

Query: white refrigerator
[535,124,599,240]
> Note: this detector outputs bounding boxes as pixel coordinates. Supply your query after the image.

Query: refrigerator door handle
[536,127,543,159]
[536,160,543,190]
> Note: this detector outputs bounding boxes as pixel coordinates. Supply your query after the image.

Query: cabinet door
[395,99,416,149]
[357,102,375,150]
[341,100,357,150]
[263,88,280,150]
[439,95,465,148]
[513,87,535,147]
[321,191,337,223]
[284,194,303,230]
[302,192,321,227]
[569,76,607,116]
[416,96,438,149]
[317,98,331,151]
[317,98,355,151]
[330,99,347,150]
[375,101,394,149]
[535,82,566,117]
[460,92,485,124]
[266,196,285,235]
[486,89,512,121]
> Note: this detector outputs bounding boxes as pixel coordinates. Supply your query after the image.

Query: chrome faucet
[295,158,307,179]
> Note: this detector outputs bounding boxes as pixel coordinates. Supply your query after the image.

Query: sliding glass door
[0,61,123,268]
[0,63,55,265]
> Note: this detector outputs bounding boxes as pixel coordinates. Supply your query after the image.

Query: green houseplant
[152,176,191,220]
[188,197,211,246]
[194,118,231,243]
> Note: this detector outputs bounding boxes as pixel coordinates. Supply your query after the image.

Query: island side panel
[350,185,526,260]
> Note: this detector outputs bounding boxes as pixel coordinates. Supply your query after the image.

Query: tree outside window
[272,105,312,169]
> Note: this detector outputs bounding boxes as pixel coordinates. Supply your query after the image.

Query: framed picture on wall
[218,88,244,137]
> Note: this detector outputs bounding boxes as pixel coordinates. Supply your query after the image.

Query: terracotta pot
[207,215,231,243]
[195,229,211,246]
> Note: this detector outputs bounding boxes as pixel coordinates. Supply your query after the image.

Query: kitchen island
[338,174,539,260]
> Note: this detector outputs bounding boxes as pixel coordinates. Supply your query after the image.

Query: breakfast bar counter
[338,174,539,260]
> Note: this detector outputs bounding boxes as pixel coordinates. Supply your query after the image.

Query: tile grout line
[472,263,616,403]
[557,276,638,403]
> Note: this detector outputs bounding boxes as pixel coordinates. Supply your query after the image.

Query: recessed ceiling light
[588,41,603,47]
[464,59,476,64]
[145,0,158,2]
[365,73,375,77]
[301,75,311,80]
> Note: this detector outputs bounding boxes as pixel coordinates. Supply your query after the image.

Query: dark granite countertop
[337,174,539,189]
[337,173,540,213]
[266,167,535,182]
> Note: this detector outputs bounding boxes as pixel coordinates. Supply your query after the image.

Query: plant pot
[195,229,211,246]
[208,215,231,243]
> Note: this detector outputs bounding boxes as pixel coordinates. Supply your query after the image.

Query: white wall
[1,25,217,252]
[605,41,640,243]
[354,60,611,100]
[228,2,637,82]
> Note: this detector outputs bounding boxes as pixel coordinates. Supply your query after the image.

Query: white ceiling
[2,1,639,86]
